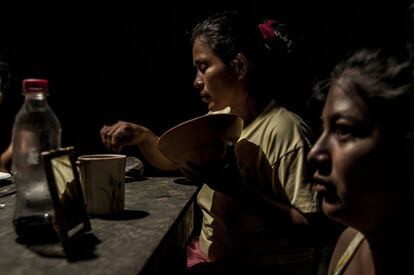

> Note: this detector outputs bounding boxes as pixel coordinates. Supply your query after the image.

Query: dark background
[0,0,411,175]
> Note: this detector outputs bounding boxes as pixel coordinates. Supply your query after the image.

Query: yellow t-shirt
[197,100,319,266]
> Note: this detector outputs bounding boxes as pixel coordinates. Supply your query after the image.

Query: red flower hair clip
[258,19,279,42]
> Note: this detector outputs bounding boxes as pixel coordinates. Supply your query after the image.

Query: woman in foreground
[308,48,414,275]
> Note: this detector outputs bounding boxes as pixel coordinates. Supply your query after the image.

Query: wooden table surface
[0,177,199,275]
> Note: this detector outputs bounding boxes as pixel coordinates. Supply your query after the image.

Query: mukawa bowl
[157,113,243,166]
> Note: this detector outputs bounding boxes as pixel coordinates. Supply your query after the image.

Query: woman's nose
[194,79,203,89]
[307,136,331,175]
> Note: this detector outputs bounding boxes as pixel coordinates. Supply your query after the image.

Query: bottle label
[27,148,40,165]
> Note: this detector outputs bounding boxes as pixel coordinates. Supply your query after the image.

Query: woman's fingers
[100,122,127,151]
[100,125,112,149]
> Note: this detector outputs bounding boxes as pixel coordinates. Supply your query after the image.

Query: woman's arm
[233,139,309,226]
[181,138,309,226]
[100,121,179,171]
[0,143,12,172]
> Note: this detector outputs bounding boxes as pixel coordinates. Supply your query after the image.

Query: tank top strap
[333,231,365,275]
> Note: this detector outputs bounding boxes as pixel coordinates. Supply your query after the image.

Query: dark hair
[314,48,414,143]
[190,10,298,102]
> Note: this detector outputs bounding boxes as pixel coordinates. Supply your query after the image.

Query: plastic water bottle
[11,78,62,243]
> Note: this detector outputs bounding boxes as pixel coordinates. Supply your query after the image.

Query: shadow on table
[0,179,13,188]
[173,178,200,186]
[124,176,147,183]
[98,209,149,221]
[18,232,101,262]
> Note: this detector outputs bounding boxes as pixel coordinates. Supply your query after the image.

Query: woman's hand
[100,121,148,152]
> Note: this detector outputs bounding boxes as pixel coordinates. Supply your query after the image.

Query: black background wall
[0,0,411,175]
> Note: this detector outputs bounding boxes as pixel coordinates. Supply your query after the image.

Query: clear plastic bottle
[12,78,62,243]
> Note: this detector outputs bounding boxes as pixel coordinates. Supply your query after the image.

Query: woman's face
[192,37,243,112]
[307,80,391,228]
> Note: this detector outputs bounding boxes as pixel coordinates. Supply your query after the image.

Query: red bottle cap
[22,79,48,95]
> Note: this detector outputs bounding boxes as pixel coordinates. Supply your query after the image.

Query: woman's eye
[334,124,352,139]
[199,64,207,73]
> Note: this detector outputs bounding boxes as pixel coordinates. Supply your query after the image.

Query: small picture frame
[42,146,91,255]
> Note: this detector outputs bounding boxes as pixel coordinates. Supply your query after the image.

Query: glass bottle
[12,78,62,243]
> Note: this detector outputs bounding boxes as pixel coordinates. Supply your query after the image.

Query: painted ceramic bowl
[157,113,243,166]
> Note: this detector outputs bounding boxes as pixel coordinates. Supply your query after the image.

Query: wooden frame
[42,146,91,256]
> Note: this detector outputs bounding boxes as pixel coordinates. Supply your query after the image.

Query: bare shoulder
[327,227,360,275]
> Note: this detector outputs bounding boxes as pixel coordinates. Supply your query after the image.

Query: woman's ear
[231,53,249,80]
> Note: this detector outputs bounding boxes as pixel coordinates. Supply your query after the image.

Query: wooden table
[0,177,199,275]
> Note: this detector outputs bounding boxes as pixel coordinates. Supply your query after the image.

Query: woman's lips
[200,92,211,103]
[312,175,332,194]
[314,182,329,193]
[312,175,338,203]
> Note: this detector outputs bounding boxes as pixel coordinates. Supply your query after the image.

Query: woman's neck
[362,206,412,275]
[365,222,411,250]
[231,95,270,128]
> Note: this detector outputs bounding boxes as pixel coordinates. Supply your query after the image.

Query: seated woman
[307,48,414,274]
[0,60,12,172]
[101,10,322,274]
